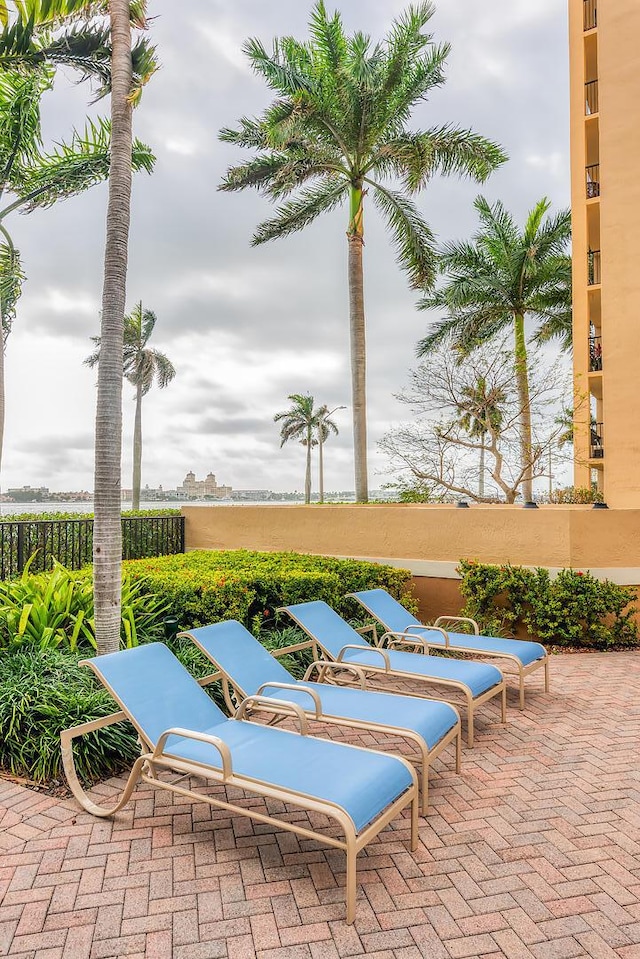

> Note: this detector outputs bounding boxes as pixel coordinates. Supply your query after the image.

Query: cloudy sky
[4,0,569,496]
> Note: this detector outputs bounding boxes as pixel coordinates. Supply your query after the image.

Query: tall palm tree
[316,404,343,504]
[456,376,505,499]
[0,68,153,477]
[417,195,571,502]
[219,1,506,502]
[275,394,323,504]
[86,301,176,510]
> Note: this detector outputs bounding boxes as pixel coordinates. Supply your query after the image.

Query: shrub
[0,560,169,652]
[0,647,139,784]
[125,550,415,632]
[548,486,604,504]
[458,559,638,648]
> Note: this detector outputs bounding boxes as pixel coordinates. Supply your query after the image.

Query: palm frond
[370,180,437,289]
[252,177,348,245]
[0,239,24,339]
[9,118,153,213]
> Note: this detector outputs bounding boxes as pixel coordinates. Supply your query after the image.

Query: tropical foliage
[125,549,416,632]
[417,196,572,502]
[86,301,176,510]
[219,1,506,501]
[458,560,638,649]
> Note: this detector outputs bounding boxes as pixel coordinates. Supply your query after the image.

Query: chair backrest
[350,589,421,633]
[185,621,294,697]
[283,601,370,660]
[83,643,227,748]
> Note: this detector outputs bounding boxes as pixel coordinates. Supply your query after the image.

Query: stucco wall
[182,504,640,584]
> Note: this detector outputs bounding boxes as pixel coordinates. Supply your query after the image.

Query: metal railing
[585,80,599,115]
[589,335,602,371]
[0,514,185,580]
[586,163,600,198]
[588,250,601,285]
[590,422,604,459]
[583,0,597,30]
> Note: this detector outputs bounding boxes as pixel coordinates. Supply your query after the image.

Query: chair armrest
[153,727,233,780]
[234,695,309,734]
[434,615,480,636]
[337,644,390,671]
[303,659,367,689]
[380,626,449,652]
[256,681,321,718]
[355,623,378,643]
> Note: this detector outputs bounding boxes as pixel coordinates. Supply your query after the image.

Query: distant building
[176,471,232,500]
[6,486,49,503]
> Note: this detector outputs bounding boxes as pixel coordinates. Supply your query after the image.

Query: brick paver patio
[1,651,640,959]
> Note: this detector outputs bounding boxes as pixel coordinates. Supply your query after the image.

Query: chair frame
[279,609,507,748]
[61,658,419,924]
[181,628,461,815]
[348,591,550,709]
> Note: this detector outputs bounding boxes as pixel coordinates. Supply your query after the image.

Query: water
[0,500,298,516]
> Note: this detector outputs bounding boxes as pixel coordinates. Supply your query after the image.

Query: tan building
[569,0,640,505]
[176,470,232,500]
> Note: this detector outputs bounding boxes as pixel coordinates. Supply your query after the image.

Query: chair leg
[501,684,507,723]
[519,669,525,710]
[411,789,419,851]
[544,658,550,692]
[421,765,429,817]
[455,727,462,773]
[345,839,357,924]
[467,701,474,748]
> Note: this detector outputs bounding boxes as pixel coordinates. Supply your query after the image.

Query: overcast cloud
[3,0,569,496]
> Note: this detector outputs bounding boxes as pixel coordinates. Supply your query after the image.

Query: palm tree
[456,376,505,499]
[219,1,506,503]
[316,404,343,504]
[0,68,153,477]
[417,196,571,502]
[275,394,323,504]
[86,301,176,510]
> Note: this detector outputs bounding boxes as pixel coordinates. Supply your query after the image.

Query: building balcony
[586,164,600,198]
[585,79,599,115]
[584,0,597,30]
[590,421,604,459]
[588,250,601,286]
[589,335,602,371]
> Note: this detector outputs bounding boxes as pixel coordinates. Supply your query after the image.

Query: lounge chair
[180,619,461,814]
[60,643,418,923]
[348,589,549,709]
[279,602,507,748]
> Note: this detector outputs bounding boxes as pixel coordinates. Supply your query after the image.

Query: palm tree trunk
[93,0,133,655]
[347,183,368,503]
[514,312,533,502]
[0,322,5,483]
[132,380,142,510]
[478,437,485,498]
[318,432,324,504]
[305,429,312,505]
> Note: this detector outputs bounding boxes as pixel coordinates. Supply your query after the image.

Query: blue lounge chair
[279,601,507,748]
[60,643,418,923]
[180,619,461,814]
[348,589,549,709]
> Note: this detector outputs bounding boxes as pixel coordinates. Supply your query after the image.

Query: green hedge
[126,550,415,632]
[458,560,638,648]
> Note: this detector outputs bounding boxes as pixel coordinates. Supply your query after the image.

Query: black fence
[585,80,599,115]
[588,249,601,286]
[589,334,602,371]
[590,422,604,459]
[586,163,600,198]
[583,0,597,30]
[0,515,185,580]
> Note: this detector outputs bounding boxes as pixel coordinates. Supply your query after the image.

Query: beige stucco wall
[182,504,640,584]
[569,0,640,505]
